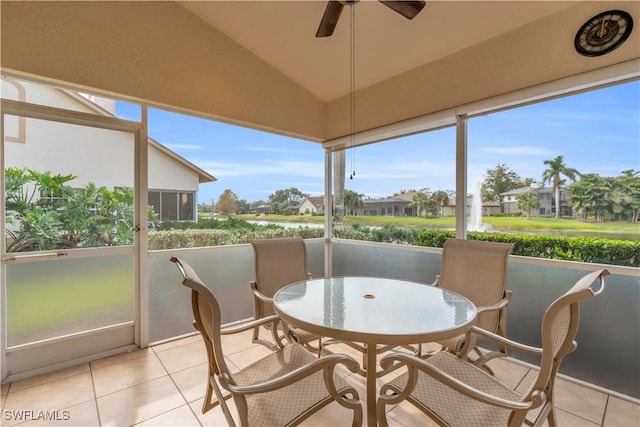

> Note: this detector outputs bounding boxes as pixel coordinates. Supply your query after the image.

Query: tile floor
[1,330,638,427]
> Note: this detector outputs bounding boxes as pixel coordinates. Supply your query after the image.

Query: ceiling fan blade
[379,0,426,20]
[316,1,345,37]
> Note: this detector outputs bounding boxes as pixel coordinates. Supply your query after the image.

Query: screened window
[149,190,196,222]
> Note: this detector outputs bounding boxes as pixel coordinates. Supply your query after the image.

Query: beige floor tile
[553,407,601,426]
[135,404,201,426]
[2,373,94,427]
[299,400,362,426]
[170,362,209,403]
[92,353,168,397]
[484,357,531,390]
[552,377,608,424]
[191,397,239,426]
[222,329,261,355]
[97,376,185,426]
[151,334,202,353]
[603,395,640,427]
[7,399,100,427]
[384,400,439,427]
[155,340,208,374]
[8,363,90,393]
[89,347,153,371]
[224,343,275,372]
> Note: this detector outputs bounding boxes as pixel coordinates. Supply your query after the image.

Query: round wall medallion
[574,10,633,57]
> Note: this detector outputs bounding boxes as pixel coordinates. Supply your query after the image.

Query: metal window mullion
[455,115,468,239]
[324,149,332,278]
[136,106,149,348]
[1,109,7,381]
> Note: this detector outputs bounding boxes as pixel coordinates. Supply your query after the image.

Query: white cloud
[478,146,553,155]
[197,159,324,178]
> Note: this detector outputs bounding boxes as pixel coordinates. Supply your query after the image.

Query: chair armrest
[220,351,360,395]
[250,281,275,304]
[468,326,543,355]
[220,314,281,335]
[475,292,511,315]
[380,352,545,411]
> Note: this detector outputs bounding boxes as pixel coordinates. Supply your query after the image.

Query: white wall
[3,79,201,193]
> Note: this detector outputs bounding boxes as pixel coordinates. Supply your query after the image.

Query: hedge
[149,227,376,249]
[414,230,639,267]
[149,226,639,267]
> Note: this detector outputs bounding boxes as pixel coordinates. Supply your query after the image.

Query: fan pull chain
[349,4,356,180]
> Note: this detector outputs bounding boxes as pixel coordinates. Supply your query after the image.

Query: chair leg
[547,406,558,427]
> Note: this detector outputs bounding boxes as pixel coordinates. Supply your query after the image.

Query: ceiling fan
[316,0,426,37]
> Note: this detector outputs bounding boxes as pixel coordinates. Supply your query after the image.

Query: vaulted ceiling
[2,1,638,144]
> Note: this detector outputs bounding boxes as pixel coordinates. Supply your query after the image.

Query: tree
[541,155,580,219]
[198,203,212,214]
[515,190,540,220]
[215,189,239,218]
[410,191,428,217]
[431,190,450,217]
[268,187,308,215]
[481,164,522,202]
[344,189,363,216]
[569,173,608,222]
[618,169,640,223]
[236,198,251,215]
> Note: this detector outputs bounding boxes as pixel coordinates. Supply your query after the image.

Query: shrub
[414,230,639,267]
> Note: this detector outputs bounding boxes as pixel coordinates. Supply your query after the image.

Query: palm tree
[410,191,430,218]
[344,189,364,216]
[541,155,579,219]
[431,190,450,217]
[515,190,540,220]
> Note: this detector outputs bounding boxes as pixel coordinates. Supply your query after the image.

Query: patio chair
[170,256,363,427]
[424,238,514,369]
[377,268,608,427]
[250,237,323,355]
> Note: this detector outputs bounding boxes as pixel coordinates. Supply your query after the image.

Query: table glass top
[273,277,476,340]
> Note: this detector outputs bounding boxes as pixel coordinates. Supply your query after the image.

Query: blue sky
[117,80,639,205]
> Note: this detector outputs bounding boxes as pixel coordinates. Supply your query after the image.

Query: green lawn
[237,213,639,237]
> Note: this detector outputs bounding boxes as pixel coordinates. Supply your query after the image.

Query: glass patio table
[273,276,477,427]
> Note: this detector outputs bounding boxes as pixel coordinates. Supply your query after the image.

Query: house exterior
[3,77,215,222]
[500,185,572,217]
[298,196,324,215]
[440,196,501,217]
[361,192,417,216]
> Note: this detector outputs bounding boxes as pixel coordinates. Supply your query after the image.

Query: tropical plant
[410,191,430,218]
[570,170,640,223]
[5,167,154,251]
[515,190,540,220]
[619,169,640,222]
[431,190,450,217]
[541,155,580,219]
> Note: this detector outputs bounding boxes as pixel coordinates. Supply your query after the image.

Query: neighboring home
[251,204,271,215]
[362,192,417,216]
[298,196,324,215]
[441,196,501,217]
[3,77,215,222]
[500,185,572,217]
